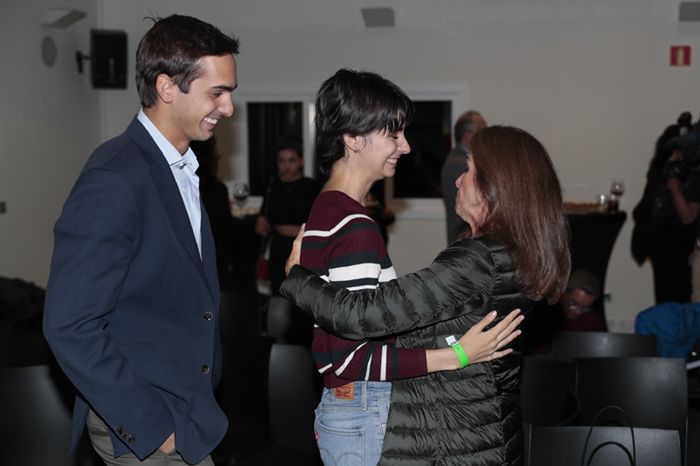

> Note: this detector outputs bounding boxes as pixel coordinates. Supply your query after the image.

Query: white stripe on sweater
[380,345,387,381]
[303,214,374,238]
[334,341,369,376]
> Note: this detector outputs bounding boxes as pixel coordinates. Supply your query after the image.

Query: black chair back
[0,331,53,367]
[0,364,99,466]
[525,424,681,466]
[520,356,578,426]
[574,357,688,465]
[265,296,314,345]
[550,331,657,361]
[267,343,320,452]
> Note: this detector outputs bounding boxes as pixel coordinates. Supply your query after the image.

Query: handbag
[581,405,635,466]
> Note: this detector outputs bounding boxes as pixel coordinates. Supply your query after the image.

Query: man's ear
[155,74,177,104]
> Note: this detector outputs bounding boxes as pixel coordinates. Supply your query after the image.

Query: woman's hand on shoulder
[458,309,523,364]
[285,223,305,276]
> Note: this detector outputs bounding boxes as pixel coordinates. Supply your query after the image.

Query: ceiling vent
[42,9,86,29]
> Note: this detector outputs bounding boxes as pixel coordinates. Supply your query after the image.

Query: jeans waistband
[324,381,392,409]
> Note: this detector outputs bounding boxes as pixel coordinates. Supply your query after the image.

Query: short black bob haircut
[314,68,414,177]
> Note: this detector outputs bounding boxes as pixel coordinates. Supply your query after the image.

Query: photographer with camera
[632,112,696,303]
[667,125,700,301]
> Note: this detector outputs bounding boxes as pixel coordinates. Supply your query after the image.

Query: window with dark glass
[247,102,303,196]
[393,101,452,199]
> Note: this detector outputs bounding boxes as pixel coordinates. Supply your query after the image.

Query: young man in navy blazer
[44,14,239,466]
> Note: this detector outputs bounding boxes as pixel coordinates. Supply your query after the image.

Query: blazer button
[203,312,213,321]
[201,364,210,374]
[127,435,135,443]
[115,426,123,435]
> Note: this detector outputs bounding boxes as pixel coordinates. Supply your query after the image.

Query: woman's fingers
[284,224,306,276]
[470,310,498,334]
[489,348,514,360]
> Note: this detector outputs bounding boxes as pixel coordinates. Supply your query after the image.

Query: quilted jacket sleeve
[279,239,496,340]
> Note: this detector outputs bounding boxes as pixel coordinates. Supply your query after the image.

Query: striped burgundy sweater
[300,190,427,388]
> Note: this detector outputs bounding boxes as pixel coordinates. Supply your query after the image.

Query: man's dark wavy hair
[135,14,239,108]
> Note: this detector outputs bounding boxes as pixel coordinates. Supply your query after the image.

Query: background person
[255,142,321,296]
[440,110,487,245]
[631,111,696,303]
[665,124,700,301]
[191,138,236,290]
[559,269,606,332]
[282,125,570,465]
[43,15,239,466]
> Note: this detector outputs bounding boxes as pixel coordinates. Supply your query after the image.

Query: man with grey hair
[440,110,487,244]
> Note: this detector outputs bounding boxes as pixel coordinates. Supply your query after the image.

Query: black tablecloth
[525,211,627,352]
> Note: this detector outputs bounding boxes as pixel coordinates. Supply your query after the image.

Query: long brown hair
[469,126,570,304]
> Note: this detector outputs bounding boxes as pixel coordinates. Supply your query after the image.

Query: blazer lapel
[200,207,220,303]
[127,118,210,292]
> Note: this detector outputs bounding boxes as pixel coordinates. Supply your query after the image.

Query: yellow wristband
[451,342,470,368]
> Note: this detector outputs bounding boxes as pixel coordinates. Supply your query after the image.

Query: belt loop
[362,381,368,410]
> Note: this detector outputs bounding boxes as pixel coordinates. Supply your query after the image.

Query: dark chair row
[521,356,688,465]
[525,424,681,466]
[548,331,657,361]
[0,360,101,466]
[216,291,322,465]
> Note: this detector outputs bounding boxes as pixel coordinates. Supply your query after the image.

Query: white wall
[5,0,699,330]
[0,0,100,287]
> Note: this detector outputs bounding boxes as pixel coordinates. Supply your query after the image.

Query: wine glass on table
[609,179,624,212]
[232,182,249,217]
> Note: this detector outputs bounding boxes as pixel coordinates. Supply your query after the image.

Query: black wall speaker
[679,2,700,22]
[90,29,127,89]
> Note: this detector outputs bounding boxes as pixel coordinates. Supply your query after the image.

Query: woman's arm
[282,241,495,340]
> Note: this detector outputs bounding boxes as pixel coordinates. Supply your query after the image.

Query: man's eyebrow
[212,84,237,92]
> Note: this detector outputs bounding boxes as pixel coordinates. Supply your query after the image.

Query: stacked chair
[0,331,100,466]
[216,293,322,465]
[521,331,688,466]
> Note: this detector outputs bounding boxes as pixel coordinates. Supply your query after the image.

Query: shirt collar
[137,110,198,172]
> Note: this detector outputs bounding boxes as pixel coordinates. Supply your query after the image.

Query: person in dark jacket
[281,125,571,465]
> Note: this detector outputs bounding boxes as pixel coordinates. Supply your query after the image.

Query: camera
[663,129,700,203]
[663,132,700,180]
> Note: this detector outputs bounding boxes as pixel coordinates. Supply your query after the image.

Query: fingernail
[490,310,497,317]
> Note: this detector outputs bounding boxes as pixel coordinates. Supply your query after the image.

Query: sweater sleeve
[304,217,428,384]
[282,239,495,341]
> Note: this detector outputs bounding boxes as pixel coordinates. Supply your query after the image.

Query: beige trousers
[86,410,214,466]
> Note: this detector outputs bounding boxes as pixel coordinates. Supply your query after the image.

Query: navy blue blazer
[44,117,226,463]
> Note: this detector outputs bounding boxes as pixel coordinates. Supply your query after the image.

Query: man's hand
[158,433,176,454]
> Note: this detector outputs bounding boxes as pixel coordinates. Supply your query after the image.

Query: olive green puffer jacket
[281,237,531,466]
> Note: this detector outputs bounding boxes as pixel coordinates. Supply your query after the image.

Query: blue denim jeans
[315,381,392,466]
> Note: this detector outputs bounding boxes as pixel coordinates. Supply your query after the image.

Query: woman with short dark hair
[295,69,524,466]
[283,125,570,465]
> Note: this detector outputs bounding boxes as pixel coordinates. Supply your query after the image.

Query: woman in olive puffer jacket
[281,125,571,466]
